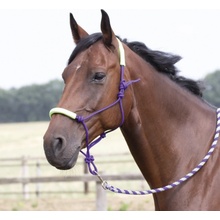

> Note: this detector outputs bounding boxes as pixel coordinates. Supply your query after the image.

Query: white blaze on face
[76,64,81,71]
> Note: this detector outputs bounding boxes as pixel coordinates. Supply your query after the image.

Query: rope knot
[118,79,140,99]
[119,80,128,90]
[117,90,125,99]
[100,133,106,138]
[76,115,84,123]
[84,155,94,164]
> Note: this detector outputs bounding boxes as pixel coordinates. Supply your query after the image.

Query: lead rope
[96,108,220,195]
[49,38,220,195]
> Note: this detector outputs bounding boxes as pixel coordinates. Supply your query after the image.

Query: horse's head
[43,10,134,170]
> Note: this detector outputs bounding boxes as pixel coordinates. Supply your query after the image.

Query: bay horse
[43,10,220,210]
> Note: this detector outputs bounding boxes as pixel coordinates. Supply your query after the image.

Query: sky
[1,1,220,89]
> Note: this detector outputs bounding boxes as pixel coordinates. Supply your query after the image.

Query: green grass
[0,121,149,199]
[0,122,144,185]
[0,122,48,158]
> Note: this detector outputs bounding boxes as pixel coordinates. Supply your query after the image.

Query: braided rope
[49,38,220,195]
[100,108,220,195]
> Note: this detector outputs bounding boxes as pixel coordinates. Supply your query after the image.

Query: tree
[1,70,220,123]
[203,70,220,107]
[0,80,64,122]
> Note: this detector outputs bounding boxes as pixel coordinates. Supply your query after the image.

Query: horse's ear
[70,13,89,44]
[101,9,115,47]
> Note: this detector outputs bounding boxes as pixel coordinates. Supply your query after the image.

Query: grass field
[0,121,154,211]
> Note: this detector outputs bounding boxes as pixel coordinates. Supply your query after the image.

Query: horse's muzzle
[43,132,81,170]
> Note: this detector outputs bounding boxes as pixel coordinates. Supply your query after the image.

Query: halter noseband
[49,38,140,175]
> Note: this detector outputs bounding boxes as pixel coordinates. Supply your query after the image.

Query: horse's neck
[121,58,216,189]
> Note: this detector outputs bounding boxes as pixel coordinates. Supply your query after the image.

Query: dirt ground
[0,195,155,211]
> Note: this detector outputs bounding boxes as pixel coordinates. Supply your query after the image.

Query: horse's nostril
[52,137,65,156]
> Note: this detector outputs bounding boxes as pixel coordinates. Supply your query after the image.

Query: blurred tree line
[0,80,64,122]
[203,70,220,107]
[0,70,220,123]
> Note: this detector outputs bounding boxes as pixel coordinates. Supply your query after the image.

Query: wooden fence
[0,155,145,210]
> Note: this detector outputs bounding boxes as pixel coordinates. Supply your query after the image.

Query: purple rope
[78,64,140,175]
[78,76,220,195]
[50,38,220,195]
[77,54,220,195]
[102,108,220,195]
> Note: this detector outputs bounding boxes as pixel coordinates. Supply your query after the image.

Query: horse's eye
[92,72,106,82]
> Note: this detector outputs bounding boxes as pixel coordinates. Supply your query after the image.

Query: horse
[43,10,220,210]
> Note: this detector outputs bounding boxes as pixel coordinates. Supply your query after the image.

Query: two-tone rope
[49,38,220,195]
[100,108,220,195]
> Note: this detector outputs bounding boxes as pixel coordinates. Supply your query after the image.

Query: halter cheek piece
[49,38,140,175]
[49,39,220,196]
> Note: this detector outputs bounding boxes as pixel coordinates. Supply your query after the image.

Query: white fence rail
[0,156,145,210]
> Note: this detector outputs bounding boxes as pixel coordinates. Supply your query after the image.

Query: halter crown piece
[49,39,220,196]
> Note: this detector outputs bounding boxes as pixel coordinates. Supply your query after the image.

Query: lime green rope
[116,38,126,66]
[49,107,77,120]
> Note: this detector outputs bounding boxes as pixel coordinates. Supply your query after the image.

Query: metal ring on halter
[97,108,220,195]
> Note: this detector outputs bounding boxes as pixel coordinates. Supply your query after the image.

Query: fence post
[36,159,40,198]
[96,180,107,211]
[83,159,89,194]
[21,156,29,200]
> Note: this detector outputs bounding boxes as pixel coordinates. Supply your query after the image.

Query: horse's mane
[68,33,204,97]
